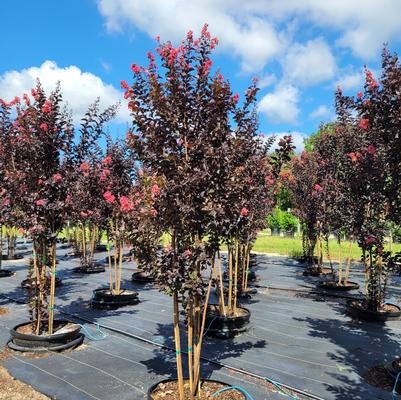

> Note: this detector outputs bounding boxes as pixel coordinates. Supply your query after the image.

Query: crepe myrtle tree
[99,137,135,294]
[290,151,321,266]
[0,82,116,334]
[69,156,107,268]
[126,169,162,273]
[125,24,279,397]
[68,105,117,267]
[215,125,294,316]
[0,101,14,267]
[309,125,359,280]
[334,47,401,311]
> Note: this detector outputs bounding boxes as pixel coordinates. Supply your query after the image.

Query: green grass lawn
[252,234,401,261]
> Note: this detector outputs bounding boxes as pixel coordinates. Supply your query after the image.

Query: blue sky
[2,0,401,150]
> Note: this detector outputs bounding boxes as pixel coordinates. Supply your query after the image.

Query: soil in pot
[346,300,401,322]
[73,263,106,274]
[8,320,84,352]
[132,270,154,283]
[204,304,250,339]
[21,276,62,289]
[0,269,14,278]
[91,288,139,309]
[363,364,401,394]
[303,266,333,276]
[149,379,246,400]
[318,279,359,291]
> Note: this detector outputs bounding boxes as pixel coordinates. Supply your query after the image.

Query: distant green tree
[267,207,298,233]
[304,122,336,152]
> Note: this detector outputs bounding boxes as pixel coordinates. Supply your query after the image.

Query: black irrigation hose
[1,293,326,400]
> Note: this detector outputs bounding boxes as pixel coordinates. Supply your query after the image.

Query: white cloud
[0,60,128,123]
[257,73,277,89]
[309,105,332,120]
[258,84,299,124]
[282,38,336,86]
[251,1,401,60]
[97,0,285,72]
[97,0,401,76]
[335,70,364,90]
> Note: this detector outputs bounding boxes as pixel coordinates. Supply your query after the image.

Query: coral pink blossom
[80,162,89,171]
[103,191,115,204]
[102,156,112,165]
[367,145,376,155]
[31,88,37,97]
[119,196,134,212]
[348,152,363,163]
[37,179,44,185]
[80,211,88,218]
[36,199,45,206]
[358,119,369,130]
[53,173,62,183]
[40,123,48,131]
[232,93,239,103]
[151,184,160,197]
[151,208,157,217]
[120,80,129,90]
[131,64,141,74]
[41,101,51,113]
[240,207,249,217]
[314,184,323,192]
[357,92,363,99]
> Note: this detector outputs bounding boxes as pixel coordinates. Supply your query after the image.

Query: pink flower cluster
[119,196,134,213]
[151,184,160,198]
[358,118,369,130]
[103,191,115,204]
[41,101,52,113]
[240,207,248,217]
[348,152,363,163]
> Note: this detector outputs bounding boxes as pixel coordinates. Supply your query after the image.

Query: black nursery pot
[8,320,84,352]
[0,269,14,278]
[147,378,246,400]
[318,279,359,291]
[1,254,24,260]
[73,263,106,274]
[131,270,154,283]
[204,305,250,339]
[21,276,62,289]
[346,300,401,322]
[91,288,139,309]
[95,244,108,252]
[303,266,333,277]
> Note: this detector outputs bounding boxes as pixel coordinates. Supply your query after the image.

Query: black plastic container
[318,279,359,291]
[204,305,250,339]
[0,269,14,278]
[346,300,401,322]
[91,288,139,309]
[8,320,83,352]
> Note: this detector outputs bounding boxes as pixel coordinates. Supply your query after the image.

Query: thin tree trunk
[173,291,184,400]
[344,240,353,285]
[217,251,226,317]
[233,236,239,316]
[0,224,2,270]
[227,245,233,316]
[48,241,57,334]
